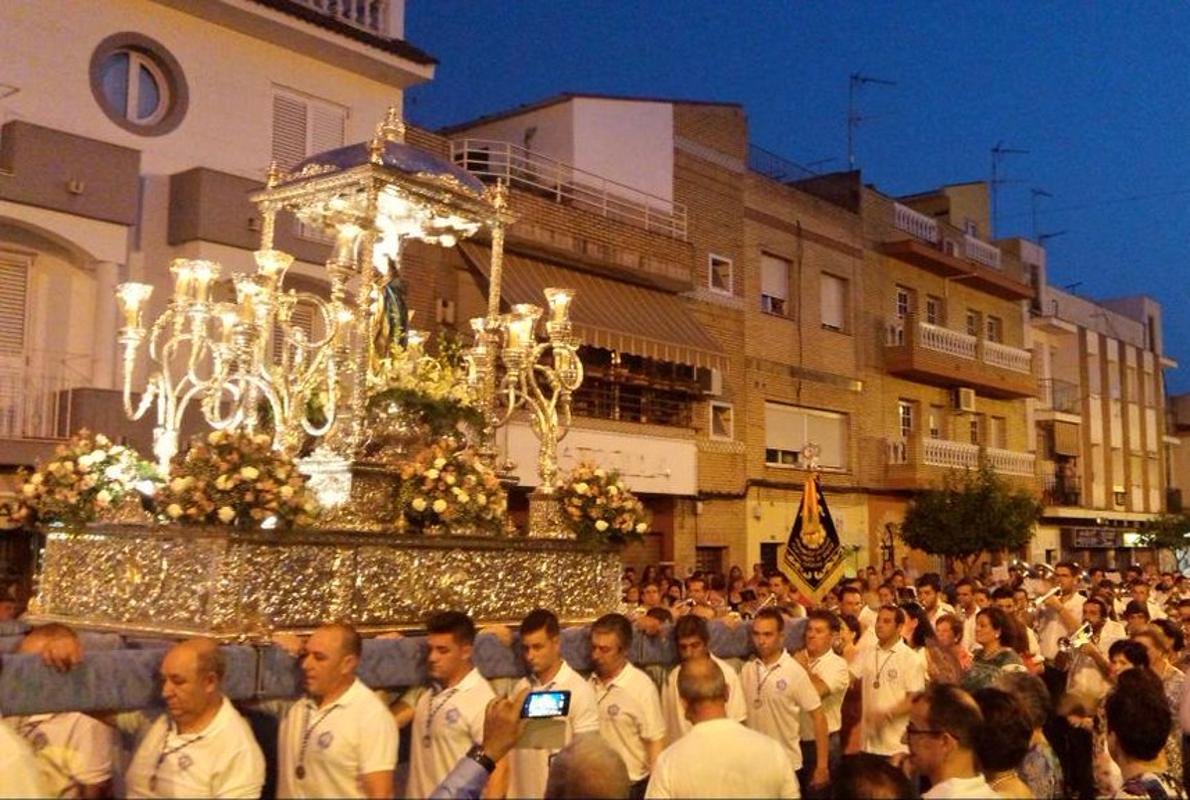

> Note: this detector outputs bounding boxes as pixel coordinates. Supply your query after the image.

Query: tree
[899,462,1043,576]
[1142,513,1190,572]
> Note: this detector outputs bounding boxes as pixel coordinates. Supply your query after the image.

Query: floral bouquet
[155,430,318,529]
[556,463,649,542]
[397,437,506,533]
[18,431,158,526]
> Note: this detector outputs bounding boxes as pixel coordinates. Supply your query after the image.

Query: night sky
[406,1,1190,390]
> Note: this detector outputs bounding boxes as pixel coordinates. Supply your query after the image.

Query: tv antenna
[1038,229,1068,244]
[1030,188,1052,242]
[847,72,896,170]
[990,141,1028,236]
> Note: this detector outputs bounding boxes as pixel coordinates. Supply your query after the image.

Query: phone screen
[521,689,571,719]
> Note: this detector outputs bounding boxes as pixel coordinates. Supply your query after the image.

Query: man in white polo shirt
[646,657,797,799]
[507,608,599,798]
[660,615,746,743]
[851,605,925,763]
[742,607,829,795]
[588,613,665,799]
[277,623,398,798]
[0,717,47,798]
[794,609,850,799]
[403,611,503,799]
[125,638,265,798]
[8,624,118,798]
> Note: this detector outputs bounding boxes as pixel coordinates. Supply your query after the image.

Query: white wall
[572,98,673,204]
[451,101,576,166]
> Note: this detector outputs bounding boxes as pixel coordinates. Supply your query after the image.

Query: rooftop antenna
[1030,188,1052,243]
[847,72,896,170]
[1038,229,1067,245]
[991,141,1029,236]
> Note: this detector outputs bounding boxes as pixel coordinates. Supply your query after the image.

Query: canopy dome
[289,139,486,196]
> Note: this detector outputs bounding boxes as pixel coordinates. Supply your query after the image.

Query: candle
[115,282,153,330]
[190,261,220,304]
[255,249,293,287]
[215,303,239,343]
[544,287,573,324]
[406,329,426,357]
[506,304,541,351]
[234,275,260,324]
[170,259,194,303]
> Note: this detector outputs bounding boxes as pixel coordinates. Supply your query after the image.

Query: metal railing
[920,322,978,359]
[747,144,821,184]
[984,340,1032,373]
[964,234,1002,269]
[450,139,688,240]
[570,381,693,428]
[1040,377,1081,413]
[289,0,389,35]
[893,202,940,243]
[0,366,77,440]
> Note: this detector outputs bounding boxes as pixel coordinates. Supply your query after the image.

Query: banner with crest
[780,472,848,604]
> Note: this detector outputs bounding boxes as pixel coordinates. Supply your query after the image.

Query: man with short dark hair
[660,615,745,742]
[953,579,979,650]
[640,583,663,610]
[904,684,995,798]
[405,612,502,799]
[852,605,925,761]
[125,638,265,798]
[588,613,664,799]
[794,609,849,799]
[1124,599,1153,636]
[507,608,599,798]
[1106,669,1185,798]
[1066,596,1125,700]
[916,573,955,627]
[277,622,397,799]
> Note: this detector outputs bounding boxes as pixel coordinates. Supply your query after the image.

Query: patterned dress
[1159,663,1186,787]
[1115,770,1188,799]
[1019,737,1064,800]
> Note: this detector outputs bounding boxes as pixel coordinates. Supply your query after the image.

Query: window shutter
[760,254,789,300]
[805,411,847,468]
[0,256,29,353]
[820,273,845,329]
[309,102,345,155]
[272,93,308,170]
[765,403,807,453]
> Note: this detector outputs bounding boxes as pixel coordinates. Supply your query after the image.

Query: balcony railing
[0,361,84,440]
[1039,378,1081,414]
[920,322,977,359]
[290,0,390,35]
[890,202,1006,272]
[984,340,1032,373]
[924,438,982,470]
[964,234,1002,269]
[887,319,1032,374]
[450,139,688,240]
[893,203,940,243]
[1041,468,1082,506]
[984,446,1036,476]
[886,436,1036,476]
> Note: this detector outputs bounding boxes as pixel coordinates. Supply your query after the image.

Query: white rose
[104,464,124,481]
[412,497,427,512]
[593,468,607,478]
[30,473,43,485]
[573,482,589,495]
[432,499,448,514]
[607,485,619,496]
[217,506,236,523]
[595,520,609,532]
[95,489,112,507]
[635,522,648,534]
[425,469,439,480]
[240,466,260,480]
[21,483,36,497]
[477,493,487,506]
[61,460,74,472]
[166,503,184,519]
[457,492,470,504]
[279,486,294,499]
[214,475,232,491]
[444,474,456,486]
[96,434,111,447]
[433,458,447,469]
[169,477,188,493]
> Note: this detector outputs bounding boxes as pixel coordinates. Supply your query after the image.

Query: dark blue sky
[406,1,1190,390]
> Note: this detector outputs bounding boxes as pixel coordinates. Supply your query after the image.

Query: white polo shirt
[589,661,666,782]
[276,678,399,799]
[1067,619,1126,700]
[797,649,850,740]
[645,718,798,799]
[508,661,600,799]
[960,609,978,650]
[406,668,495,799]
[741,651,821,770]
[1038,592,1086,661]
[125,697,265,799]
[925,602,956,627]
[850,639,925,756]
[661,654,746,742]
[8,712,116,798]
[858,605,877,634]
[0,718,48,798]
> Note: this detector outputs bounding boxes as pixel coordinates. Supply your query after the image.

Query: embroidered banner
[780,474,848,604]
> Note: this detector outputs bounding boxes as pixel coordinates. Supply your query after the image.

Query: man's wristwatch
[466,744,497,774]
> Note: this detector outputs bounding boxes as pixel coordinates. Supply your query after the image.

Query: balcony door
[0,252,30,437]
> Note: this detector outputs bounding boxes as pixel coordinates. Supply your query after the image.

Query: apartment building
[0,0,433,468]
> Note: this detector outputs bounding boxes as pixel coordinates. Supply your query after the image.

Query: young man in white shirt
[9,624,117,799]
[588,613,665,800]
[916,574,955,628]
[953,579,979,650]
[851,605,926,763]
[742,607,830,794]
[646,657,797,799]
[660,615,746,743]
[277,623,398,799]
[1064,596,1125,701]
[402,611,503,799]
[1037,562,1087,683]
[794,609,850,800]
[124,638,265,799]
[507,608,599,799]
[904,684,997,799]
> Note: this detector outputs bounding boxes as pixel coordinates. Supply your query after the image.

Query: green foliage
[1142,513,1190,571]
[899,462,1043,571]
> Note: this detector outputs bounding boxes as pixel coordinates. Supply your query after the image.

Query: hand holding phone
[520,689,571,719]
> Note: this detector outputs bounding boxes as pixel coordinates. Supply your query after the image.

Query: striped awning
[459,244,726,371]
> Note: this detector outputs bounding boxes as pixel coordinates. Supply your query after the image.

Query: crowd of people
[3,558,1190,798]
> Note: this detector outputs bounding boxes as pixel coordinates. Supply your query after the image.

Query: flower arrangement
[397,437,506,533]
[18,431,158,526]
[556,463,649,542]
[369,337,482,438]
[155,430,318,529]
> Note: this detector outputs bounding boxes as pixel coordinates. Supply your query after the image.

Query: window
[0,253,30,353]
[89,34,188,136]
[965,310,981,337]
[963,218,978,236]
[897,400,914,439]
[928,405,944,439]
[985,315,1002,343]
[969,414,982,445]
[695,547,726,576]
[1125,366,1139,401]
[820,273,847,331]
[709,402,734,440]
[708,254,733,295]
[895,286,912,319]
[272,89,348,171]
[925,295,943,326]
[988,416,1006,449]
[765,403,848,470]
[760,254,790,316]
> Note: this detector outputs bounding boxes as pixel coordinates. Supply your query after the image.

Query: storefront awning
[459,244,727,371]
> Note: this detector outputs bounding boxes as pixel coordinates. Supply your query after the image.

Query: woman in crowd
[997,671,1064,799]
[926,613,970,685]
[973,687,1036,798]
[964,607,1024,691]
[837,613,865,757]
[1133,624,1185,783]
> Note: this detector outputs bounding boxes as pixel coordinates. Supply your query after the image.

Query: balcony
[450,139,688,240]
[884,314,1037,399]
[289,0,392,34]
[1038,378,1081,416]
[1041,464,1082,507]
[885,436,1037,490]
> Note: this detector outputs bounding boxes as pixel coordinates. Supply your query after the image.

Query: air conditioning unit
[952,387,976,413]
[697,367,723,396]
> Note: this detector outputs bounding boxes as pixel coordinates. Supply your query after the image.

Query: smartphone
[740,589,757,602]
[521,689,571,719]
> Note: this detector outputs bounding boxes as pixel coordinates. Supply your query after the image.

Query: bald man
[125,638,265,798]
[277,623,398,799]
[646,658,797,799]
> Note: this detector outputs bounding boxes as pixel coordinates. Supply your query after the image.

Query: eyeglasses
[904,725,945,738]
